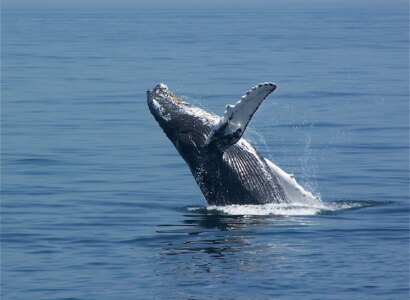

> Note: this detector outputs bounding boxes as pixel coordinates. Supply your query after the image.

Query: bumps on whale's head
[148,83,185,103]
[156,83,169,91]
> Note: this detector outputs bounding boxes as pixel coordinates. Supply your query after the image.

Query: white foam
[206,203,326,216]
[201,200,367,216]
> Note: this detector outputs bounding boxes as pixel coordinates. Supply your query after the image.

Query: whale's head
[147,83,217,164]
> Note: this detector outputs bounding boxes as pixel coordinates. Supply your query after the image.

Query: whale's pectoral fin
[204,82,276,152]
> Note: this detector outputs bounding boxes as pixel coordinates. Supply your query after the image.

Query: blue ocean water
[1,1,409,299]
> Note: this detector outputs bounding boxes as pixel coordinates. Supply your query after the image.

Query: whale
[147,82,319,206]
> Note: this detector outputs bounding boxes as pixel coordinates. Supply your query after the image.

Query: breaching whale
[147,83,319,206]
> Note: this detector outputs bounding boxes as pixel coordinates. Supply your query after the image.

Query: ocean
[1,1,409,299]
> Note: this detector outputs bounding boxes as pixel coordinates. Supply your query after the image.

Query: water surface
[2,1,409,299]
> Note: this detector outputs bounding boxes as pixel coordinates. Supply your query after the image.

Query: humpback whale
[147,83,319,206]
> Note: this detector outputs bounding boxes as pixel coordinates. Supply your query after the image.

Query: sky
[3,0,408,11]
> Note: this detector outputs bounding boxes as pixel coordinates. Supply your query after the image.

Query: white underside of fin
[264,158,323,206]
[205,82,276,148]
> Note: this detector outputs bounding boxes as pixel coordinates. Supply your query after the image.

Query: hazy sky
[3,0,264,9]
[3,0,407,11]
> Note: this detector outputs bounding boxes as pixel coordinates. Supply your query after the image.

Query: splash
[207,203,326,216]
[186,200,379,216]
